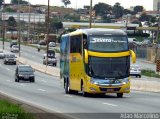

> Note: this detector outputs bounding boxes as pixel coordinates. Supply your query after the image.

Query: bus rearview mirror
[130,50,136,64]
[84,49,88,64]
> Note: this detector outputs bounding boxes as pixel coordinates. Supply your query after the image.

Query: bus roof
[63,28,127,37]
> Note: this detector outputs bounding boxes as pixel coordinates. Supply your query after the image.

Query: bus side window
[70,35,82,55]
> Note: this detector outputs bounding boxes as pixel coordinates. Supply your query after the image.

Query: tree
[11,0,29,4]
[50,17,63,33]
[123,9,134,15]
[93,2,112,16]
[133,6,144,14]
[7,16,17,29]
[139,13,152,22]
[0,0,3,7]
[61,0,71,7]
[7,16,17,38]
[4,7,16,12]
[112,2,124,18]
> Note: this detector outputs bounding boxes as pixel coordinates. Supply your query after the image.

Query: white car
[0,50,5,59]
[49,42,56,47]
[130,64,141,78]
[11,45,19,52]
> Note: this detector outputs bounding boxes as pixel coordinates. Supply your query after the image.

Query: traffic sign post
[156,59,160,75]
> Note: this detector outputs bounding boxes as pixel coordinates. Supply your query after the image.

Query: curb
[17,56,60,77]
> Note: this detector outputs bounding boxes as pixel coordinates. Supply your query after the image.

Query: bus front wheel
[81,82,89,97]
[117,93,123,98]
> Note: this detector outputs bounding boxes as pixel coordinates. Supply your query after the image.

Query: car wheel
[17,78,19,82]
[117,93,123,98]
[15,78,17,82]
[139,75,141,78]
[31,79,35,82]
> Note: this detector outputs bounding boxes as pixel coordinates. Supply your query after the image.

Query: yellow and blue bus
[60,28,136,97]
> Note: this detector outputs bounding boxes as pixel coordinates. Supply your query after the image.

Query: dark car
[4,53,16,65]
[15,65,35,82]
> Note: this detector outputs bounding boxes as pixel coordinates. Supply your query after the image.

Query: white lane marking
[103,102,118,107]
[38,89,46,92]
[41,80,47,83]
[6,80,11,82]
[20,84,25,86]
[6,68,10,71]
[64,94,73,97]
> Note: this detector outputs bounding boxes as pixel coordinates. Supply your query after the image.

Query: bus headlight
[119,78,129,84]
[90,79,99,85]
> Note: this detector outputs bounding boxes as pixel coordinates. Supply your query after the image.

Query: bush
[142,70,160,78]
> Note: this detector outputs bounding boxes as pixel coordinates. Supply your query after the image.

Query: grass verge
[0,99,34,119]
[142,70,160,78]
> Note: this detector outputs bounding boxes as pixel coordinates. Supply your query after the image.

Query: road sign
[156,59,160,72]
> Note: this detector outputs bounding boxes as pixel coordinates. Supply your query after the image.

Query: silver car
[43,55,57,66]
[0,50,5,59]
[11,45,19,52]
[130,64,141,78]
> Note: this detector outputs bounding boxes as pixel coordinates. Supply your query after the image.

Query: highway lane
[0,42,60,67]
[1,42,156,71]
[0,60,160,119]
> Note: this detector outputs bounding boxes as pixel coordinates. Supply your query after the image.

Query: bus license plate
[107,89,114,92]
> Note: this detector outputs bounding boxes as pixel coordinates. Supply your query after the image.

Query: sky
[5,0,153,10]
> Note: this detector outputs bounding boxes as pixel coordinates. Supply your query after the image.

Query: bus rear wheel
[117,93,123,98]
[64,79,76,94]
[65,80,70,94]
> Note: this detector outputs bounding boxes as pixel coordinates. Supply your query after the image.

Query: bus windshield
[88,35,128,52]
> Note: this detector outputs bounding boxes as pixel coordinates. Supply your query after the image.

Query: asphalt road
[0,59,160,119]
[1,42,156,71]
[0,42,60,67]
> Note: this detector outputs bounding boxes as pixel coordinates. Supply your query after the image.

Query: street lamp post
[46,0,50,68]
[89,0,92,28]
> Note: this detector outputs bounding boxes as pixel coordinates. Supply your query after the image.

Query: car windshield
[13,45,19,48]
[5,54,15,58]
[89,35,128,52]
[18,66,33,72]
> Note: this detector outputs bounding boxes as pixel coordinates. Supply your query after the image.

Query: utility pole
[28,0,31,42]
[2,4,5,50]
[156,10,160,43]
[89,0,92,28]
[46,0,50,69]
[155,9,160,63]
[125,15,128,33]
[18,0,21,57]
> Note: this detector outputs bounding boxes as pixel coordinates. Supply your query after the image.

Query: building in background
[153,0,160,11]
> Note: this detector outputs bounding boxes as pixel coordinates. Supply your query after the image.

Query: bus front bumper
[86,78,130,94]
